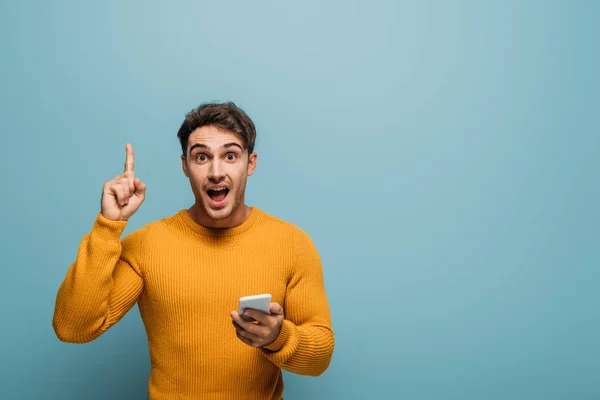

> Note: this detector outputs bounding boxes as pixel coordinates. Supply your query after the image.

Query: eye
[195,153,207,162]
[226,153,237,161]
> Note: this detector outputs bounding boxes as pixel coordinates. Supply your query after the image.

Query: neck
[187,203,251,229]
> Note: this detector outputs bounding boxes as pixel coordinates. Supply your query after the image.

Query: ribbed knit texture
[52,207,334,400]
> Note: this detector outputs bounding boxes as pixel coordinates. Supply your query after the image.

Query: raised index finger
[124,142,134,172]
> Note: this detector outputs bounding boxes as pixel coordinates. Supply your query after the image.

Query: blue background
[1,1,598,399]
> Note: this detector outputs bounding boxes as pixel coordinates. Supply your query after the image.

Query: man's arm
[52,213,144,343]
[53,142,147,343]
[259,226,335,376]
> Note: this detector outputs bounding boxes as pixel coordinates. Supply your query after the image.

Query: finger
[270,302,284,315]
[124,143,134,173]
[235,329,254,346]
[113,183,126,207]
[232,321,262,347]
[242,308,270,325]
[134,178,146,198]
[231,320,256,340]
[231,319,243,330]
[240,314,256,322]
[103,180,113,195]
[120,178,133,204]
[119,183,129,207]
[230,311,261,335]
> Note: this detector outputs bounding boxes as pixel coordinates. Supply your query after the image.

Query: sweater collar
[177,206,260,237]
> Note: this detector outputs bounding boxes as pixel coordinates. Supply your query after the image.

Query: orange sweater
[52,206,334,399]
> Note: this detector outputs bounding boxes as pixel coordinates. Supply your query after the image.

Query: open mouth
[207,187,229,204]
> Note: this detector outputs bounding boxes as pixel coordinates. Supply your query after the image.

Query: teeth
[209,187,227,191]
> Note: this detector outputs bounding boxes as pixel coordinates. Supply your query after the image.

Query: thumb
[134,178,147,197]
[270,302,283,315]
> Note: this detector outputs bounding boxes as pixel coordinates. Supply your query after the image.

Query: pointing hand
[101,143,147,221]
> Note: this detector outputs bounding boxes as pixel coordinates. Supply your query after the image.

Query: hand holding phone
[238,293,271,321]
[231,295,284,348]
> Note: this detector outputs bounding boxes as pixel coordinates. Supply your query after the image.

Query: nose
[208,159,225,181]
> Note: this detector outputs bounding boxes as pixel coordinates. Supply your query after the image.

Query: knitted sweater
[52,207,334,399]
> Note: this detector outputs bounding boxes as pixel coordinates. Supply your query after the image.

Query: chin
[202,197,238,221]
[205,207,233,221]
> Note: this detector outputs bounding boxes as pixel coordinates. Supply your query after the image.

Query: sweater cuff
[91,212,128,242]
[262,319,294,352]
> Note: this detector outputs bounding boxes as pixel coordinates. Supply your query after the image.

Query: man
[52,102,335,399]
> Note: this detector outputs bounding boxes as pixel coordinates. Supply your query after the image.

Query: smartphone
[238,293,272,321]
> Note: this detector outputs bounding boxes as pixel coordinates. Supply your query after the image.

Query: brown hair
[177,102,256,156]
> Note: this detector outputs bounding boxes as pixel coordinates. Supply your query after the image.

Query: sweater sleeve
[260,226,335,376]
[52,213,144,344]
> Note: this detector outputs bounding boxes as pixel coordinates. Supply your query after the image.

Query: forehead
[187,125,242,149]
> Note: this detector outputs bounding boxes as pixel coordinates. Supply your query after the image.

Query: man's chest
[137,238,293,316]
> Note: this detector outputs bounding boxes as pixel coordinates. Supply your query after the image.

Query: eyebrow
[188,142,243,155]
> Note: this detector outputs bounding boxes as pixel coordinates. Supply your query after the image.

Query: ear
[181,154,189,177]
[246,152,257,176]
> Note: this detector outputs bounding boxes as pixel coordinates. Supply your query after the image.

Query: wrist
[262,319,292,352]
[93,212,128,241]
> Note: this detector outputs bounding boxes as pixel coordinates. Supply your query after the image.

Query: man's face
[181,125,257,226]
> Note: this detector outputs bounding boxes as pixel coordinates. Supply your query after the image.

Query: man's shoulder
[255,209,322,270]
[255,207,296,230]
[123,210,184,240]
[253,207,314,242]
